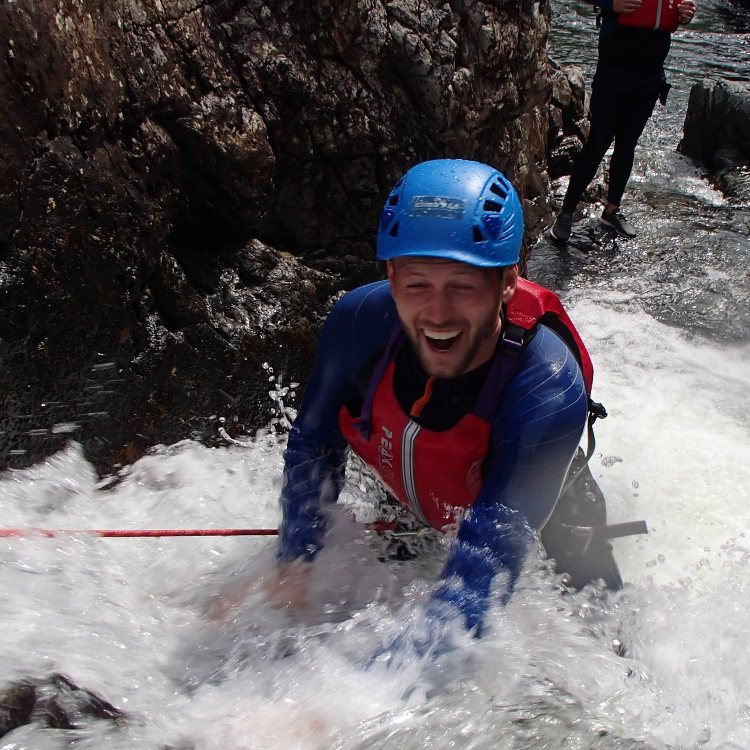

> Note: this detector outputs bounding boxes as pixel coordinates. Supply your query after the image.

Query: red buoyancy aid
[340,361,490,530]
[617,0,680,32]
[507,278,594,394]
[338,277,595,531]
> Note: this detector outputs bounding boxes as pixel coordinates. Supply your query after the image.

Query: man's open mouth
[424,329,461,352]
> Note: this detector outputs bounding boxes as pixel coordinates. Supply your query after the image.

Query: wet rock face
[1,0,555,474]
[547,60,589,179]
[679,79,750,202]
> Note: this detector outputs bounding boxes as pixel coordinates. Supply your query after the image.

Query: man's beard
[408,308,501,378]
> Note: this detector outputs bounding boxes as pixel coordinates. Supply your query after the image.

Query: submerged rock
[0,673,126,739]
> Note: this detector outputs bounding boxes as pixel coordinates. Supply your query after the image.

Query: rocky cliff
[1,0,557,474]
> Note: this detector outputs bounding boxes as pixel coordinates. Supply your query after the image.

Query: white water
[2,293,749,749]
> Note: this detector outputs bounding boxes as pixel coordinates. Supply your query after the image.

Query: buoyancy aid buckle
[500,321,526,353]
[588,399,608,423]
[562,520,649,555]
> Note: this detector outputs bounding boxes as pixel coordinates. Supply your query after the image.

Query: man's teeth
[424,329,460,340]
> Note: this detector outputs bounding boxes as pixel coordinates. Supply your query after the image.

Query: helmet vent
[472,225,485,243]
[489,181,508,200]
[483,199,503,212]
[389,221,400,237]
[388,194,399,206]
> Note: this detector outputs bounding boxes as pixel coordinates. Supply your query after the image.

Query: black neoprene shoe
[600,209,636,238]
[550,211,573,243]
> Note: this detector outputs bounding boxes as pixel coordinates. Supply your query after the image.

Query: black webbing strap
[559,397,607,497]
[504,318,648,555]
[557,400,648,554]
[561,520,649,555]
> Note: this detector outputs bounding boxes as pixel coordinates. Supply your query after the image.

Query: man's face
[388,257,518,379]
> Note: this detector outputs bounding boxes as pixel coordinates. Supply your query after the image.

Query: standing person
[270,159,634,663]
[550,0,697,242]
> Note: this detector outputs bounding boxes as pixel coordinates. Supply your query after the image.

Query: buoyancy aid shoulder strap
[505,278,608,476]
[475,279,596,423]
[353,322,405,440]
[472,342,524,422]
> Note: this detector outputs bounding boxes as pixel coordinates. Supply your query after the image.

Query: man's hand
[206,561,312,622]
[613,0,642,14]
[677,0,696,23]
[206,575,258,622]
[365,601,461,671]
[262,561,312,614]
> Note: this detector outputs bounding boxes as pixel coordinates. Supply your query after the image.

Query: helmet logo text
[410,196,466,220]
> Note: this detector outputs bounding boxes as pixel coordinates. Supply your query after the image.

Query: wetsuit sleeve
[431,326,589,633]
[277,281,398,562]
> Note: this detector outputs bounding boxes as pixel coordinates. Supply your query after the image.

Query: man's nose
[424,290,453,323]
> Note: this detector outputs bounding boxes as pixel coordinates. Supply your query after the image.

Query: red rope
[0,528,279,538]
[0,521,397,539]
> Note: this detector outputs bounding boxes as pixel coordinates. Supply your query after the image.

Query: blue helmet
[376,159,524,267]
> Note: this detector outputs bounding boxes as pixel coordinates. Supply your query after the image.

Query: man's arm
[277,281,398,563]
[430,326,589,634]
[277,427,349,562]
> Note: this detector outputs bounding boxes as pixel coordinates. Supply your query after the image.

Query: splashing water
[2,291,750,749]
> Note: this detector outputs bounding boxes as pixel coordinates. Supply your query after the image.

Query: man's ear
[386,259,396,289]
[501,264,519,304]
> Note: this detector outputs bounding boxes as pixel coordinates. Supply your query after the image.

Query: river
[1,2,749,748]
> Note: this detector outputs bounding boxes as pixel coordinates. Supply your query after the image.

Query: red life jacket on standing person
[617,0,680,32]
[338,278,602,531]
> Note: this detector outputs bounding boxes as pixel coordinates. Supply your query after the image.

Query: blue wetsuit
[278,281,588,635]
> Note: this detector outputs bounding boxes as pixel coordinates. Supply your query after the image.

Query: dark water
[536,0,750,344]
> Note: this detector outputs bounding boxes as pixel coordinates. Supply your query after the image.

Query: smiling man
[273,159,624,658]
[387,256,515,379]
